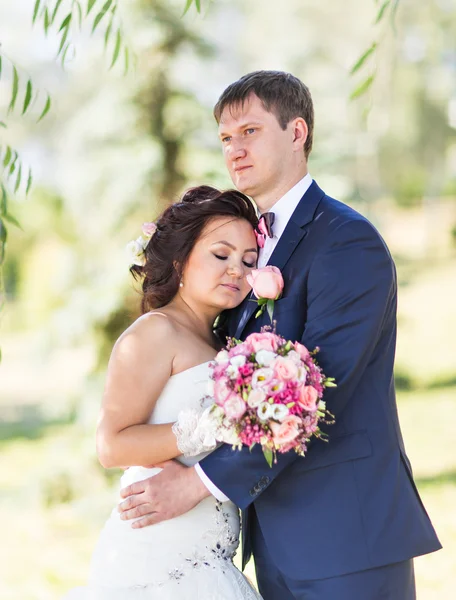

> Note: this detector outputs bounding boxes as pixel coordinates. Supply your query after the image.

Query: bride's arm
[96,314,181,469]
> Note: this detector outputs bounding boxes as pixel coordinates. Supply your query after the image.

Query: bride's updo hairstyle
[130,185,258,313]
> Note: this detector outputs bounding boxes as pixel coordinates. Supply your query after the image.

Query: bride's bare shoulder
[113,310,180,357]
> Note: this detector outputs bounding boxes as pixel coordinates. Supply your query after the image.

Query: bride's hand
[117,461,210,528]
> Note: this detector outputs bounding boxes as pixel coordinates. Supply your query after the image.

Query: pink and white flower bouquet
[207,330,335,466]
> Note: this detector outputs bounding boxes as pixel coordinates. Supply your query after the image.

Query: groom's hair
[214,70,314,159]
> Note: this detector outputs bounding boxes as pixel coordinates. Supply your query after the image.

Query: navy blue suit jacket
[200,181,441,580]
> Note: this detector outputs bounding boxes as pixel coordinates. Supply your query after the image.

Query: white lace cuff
[172,406,218,457]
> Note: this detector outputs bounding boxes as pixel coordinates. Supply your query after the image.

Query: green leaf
[104,16,113,48]
[44,7,50,34]
[263,448,273,468]
[87,0,97,15]
[3,212,21,228]
[22,79,33,115]
[60,42,71,66]
[37,94,52,122]
[0,122,6,128]
[8,66,19,113]
[58,25,70,57]
[26,168,33,195]
[51,0,65,23]
[350,42,377,75]
[375,0,391,24]
[14,164,22,193]
[195,0,202,12]
[92,0,113,33]
[3,146,12,168]
[58,13,72,31]
[8,152,18,176]
[110,28,121,68]
[350,74,375,100]
[1,183,7,215]
[267,299,275,322]
[32,0,41,24]
[75,1,83,28]
[182,0,193,16]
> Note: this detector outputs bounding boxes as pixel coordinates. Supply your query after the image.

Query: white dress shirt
[195,173,313,502]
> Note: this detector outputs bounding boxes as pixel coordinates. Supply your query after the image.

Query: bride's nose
[226,261,243,278]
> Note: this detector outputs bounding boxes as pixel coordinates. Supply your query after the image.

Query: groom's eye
[245,128,256,135]
[221,136,231,143]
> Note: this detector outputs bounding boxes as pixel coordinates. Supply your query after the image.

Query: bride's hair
[130,185,258,313]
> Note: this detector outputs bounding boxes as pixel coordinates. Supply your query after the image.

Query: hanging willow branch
[350,0,401,100]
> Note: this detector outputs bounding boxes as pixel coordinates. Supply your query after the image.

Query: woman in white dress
[63,186,263,599]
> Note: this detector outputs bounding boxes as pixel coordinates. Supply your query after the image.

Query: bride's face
[181,216,258,311]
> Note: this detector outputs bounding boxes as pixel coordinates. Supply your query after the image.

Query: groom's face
[218,94,298,204]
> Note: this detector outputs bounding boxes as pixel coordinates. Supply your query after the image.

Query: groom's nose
[227,140,247,161]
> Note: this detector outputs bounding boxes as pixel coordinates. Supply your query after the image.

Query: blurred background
[0,0,455,598]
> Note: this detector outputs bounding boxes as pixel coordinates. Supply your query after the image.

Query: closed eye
[243,261,255,268]
[214,254,228,261]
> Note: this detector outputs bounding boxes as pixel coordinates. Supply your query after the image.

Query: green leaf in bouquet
[263,447,273,468]
[37,94,51,122]
[266,299,275,322]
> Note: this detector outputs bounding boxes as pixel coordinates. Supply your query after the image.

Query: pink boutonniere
[246,266,284,322]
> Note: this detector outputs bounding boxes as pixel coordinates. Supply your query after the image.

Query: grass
[0,387,454,599]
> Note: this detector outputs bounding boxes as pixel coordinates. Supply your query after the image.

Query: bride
[63,185,263,599]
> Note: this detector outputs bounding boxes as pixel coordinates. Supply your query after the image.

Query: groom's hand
[118,461,210,528]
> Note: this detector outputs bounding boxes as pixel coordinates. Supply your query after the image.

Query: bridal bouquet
[207,330,335,467]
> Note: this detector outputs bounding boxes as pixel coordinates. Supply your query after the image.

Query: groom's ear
[290,117,308,152]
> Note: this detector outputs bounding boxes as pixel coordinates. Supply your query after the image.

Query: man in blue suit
[119,71,441,599]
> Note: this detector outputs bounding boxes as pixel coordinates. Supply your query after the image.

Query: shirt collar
[261,173,313,240]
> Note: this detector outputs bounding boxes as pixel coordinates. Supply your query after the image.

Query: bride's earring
[179,281,184,288]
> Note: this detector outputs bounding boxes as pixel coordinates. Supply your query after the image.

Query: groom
[119,71,441,598]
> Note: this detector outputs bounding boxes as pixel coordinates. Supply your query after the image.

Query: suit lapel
[235,180,325,340]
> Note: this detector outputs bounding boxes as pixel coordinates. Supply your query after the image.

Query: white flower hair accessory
[126,222,157,267]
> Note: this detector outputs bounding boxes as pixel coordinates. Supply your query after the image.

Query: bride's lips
[221,283,241,292]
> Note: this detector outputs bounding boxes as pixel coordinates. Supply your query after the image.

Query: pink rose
[142,222,157,237]
[246,266,284,300]
[294,342,310,361]
[214,379,231,405]
[247,388,266,408]
[298,385,318,412]
[247,332,279,353]
[224,393,247,420]
[271,356,299,381]
[230,342,253,357]
[270,415,302,446]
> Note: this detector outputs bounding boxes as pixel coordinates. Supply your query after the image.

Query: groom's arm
[199,217,396,508]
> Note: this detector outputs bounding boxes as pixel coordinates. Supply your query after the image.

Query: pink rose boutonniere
[246,266,284,322]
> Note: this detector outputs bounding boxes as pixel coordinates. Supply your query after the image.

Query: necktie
[255,212,275,248]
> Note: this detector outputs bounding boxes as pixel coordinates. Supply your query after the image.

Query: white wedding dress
[63,361,262,600]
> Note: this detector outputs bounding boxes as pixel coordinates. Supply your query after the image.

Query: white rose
[215,350,230,364]
[255,350,277,367]
[247,388,266,408]
[226,365,239,379]
[297,366,307,384]
[257,401,273,421]
[126,238,146,266]
[286,350,302,365]
[271,404,290,421]
[230,355,247,368]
